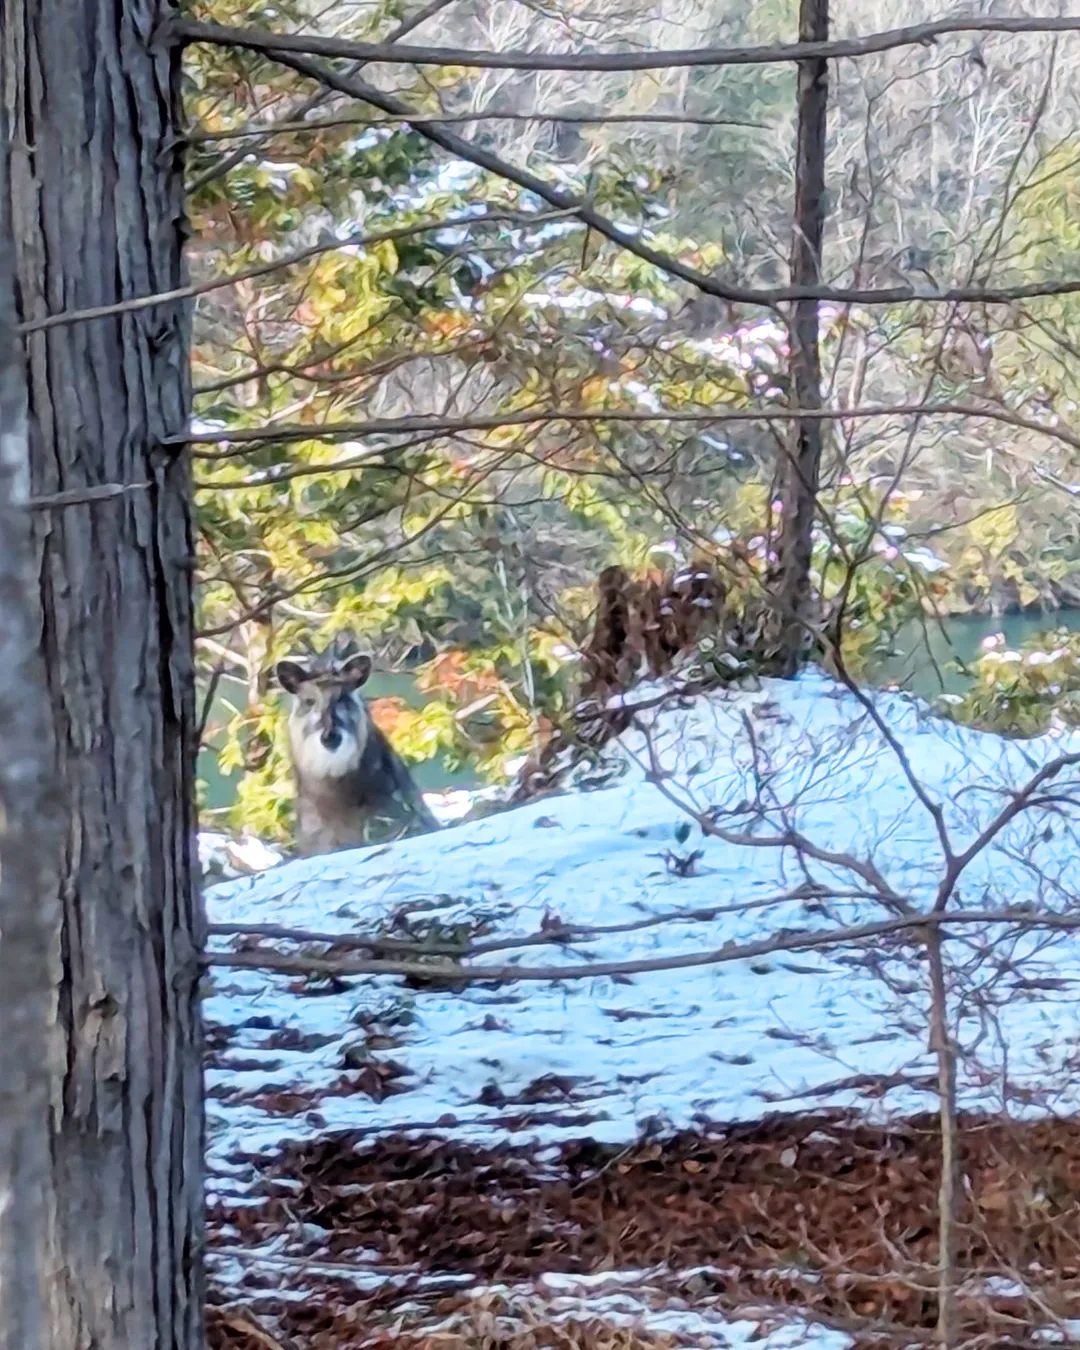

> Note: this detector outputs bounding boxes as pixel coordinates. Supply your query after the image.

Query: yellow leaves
[316,283,351,310]
[1017,142,1080,254]
[966,503,1019,559]
[579,376,614,408]
[335,305,376,344]
[354,568,454,626]
[734,480,772,528]
[423,311,472,340]
[288,516,340,551]
[371,239,398,274]
[288,165,318,196]
[999,558,1041,610]
[689,241,726,272]
[294,251,395,344]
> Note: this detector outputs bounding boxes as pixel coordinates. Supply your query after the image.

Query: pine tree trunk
[0,0,204,1344]
[768,0,829,674]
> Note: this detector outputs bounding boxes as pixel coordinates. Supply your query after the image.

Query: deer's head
[277,636,374,781]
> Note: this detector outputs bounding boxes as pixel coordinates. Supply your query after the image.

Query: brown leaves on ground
[207,1111,1080,1348]
[213,1296,728,1350]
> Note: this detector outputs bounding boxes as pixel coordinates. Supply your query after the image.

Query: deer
[276,636,439,856]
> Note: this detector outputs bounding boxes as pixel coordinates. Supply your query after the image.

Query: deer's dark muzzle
[321,729,342,750]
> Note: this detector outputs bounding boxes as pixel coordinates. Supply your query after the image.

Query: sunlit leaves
[950,628,1080,736]
[182,0,785,828]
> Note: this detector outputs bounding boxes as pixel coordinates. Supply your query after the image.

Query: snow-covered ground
[204,669,1080,1343]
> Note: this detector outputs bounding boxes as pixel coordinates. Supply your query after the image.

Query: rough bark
[0,136,62,1350]
[0,0,204,1344]
[768,0,829,674]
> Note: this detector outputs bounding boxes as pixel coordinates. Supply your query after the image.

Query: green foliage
[946,629,1080,736]
[223,703,295,841]
[182,0,1080,840]
[182,2,783,836]
[812,491,946,675]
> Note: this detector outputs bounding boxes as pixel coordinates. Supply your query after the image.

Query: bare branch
[23,482,151,510]
[938,751,1080,910]
[188,110,770,142]
[174,16,1080,74]
[186,0,460,194]
[827,650,955,864]
[926,928,959,1348]
[205,907,1080,983]
[625,725,910,913]
[16,210,560,336]
[206,888,889,959]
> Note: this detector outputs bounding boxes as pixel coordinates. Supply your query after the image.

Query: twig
[205,43,1080,313]
[627,725,910,914]
[214,1310,298,1350]
[935,751,1080,911]
[926,927,959,1348]
[205,888,890,959]
[204,907,1080,983]
[828,648,955,863]
[188,110,770,141]
[186,0,459,194]
[177,402,1080,454]
[23,482,151,510]
[196,660,230,750]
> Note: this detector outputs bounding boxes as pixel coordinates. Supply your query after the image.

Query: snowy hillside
[204,669,1080,1346]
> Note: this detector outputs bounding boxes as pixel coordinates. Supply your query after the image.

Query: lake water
[874,608,1080,697]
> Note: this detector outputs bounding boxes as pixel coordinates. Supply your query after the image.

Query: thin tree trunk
[927,929,959,1348]
[0,138,62,1350]
[768,0,829,674]
[0,0,204,1343]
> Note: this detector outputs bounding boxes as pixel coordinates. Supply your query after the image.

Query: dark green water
[875,608,1080,698]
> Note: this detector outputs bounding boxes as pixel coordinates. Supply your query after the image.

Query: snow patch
[204,670,1080,1189]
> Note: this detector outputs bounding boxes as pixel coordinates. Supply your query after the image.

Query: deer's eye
[299,697,316,713]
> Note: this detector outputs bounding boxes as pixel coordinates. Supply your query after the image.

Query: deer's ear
[277,661,311,694]
[340,654,372,689]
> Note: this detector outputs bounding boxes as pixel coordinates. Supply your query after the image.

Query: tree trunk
[0,0,204,1343]
[0,143,62,1350]
[768,0,830,675]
